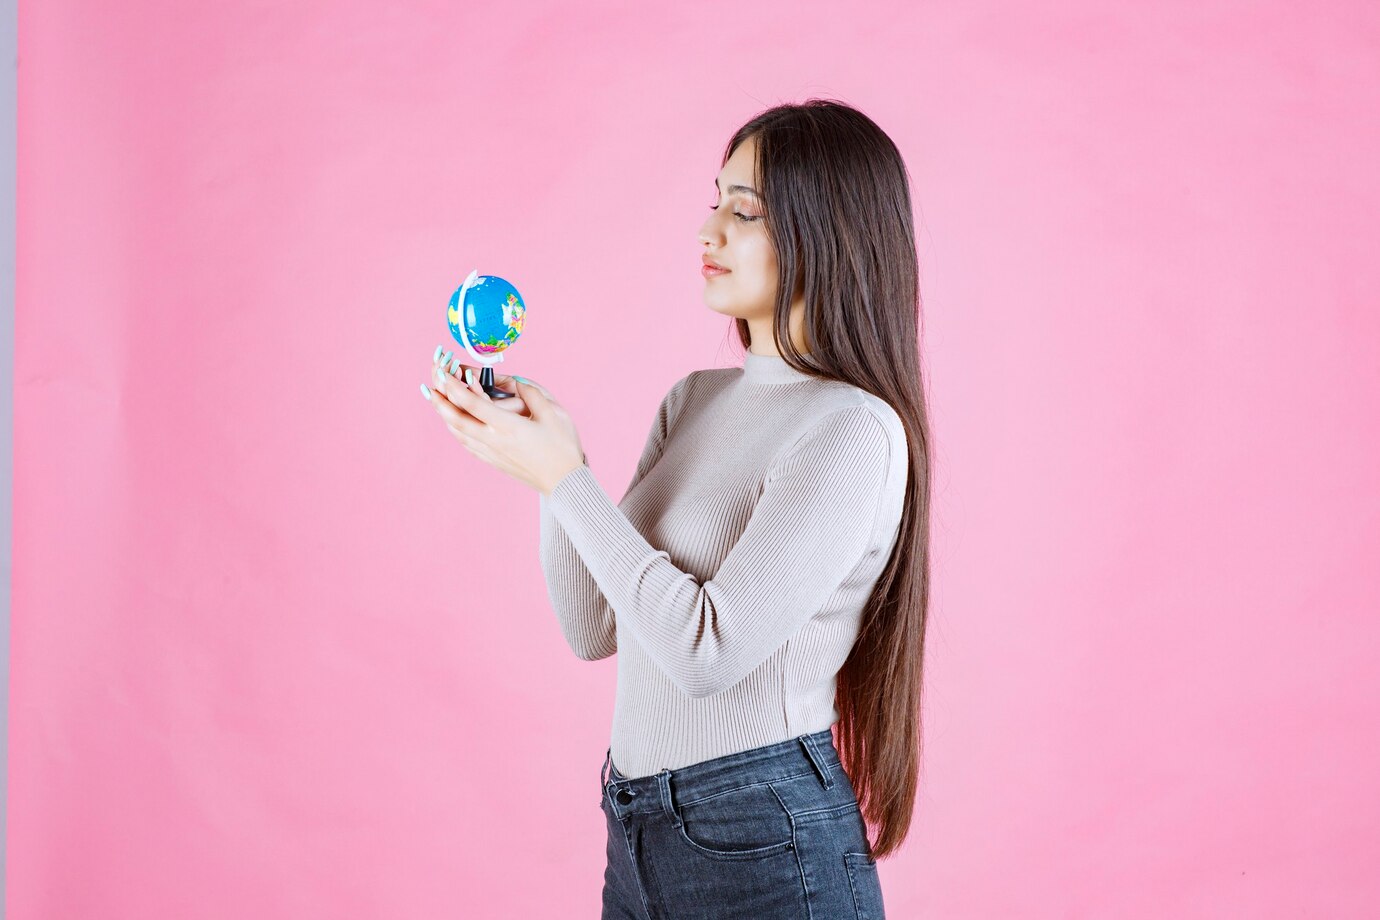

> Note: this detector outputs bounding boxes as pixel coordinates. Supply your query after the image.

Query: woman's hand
[423,351,586,495]
[432,348,532,417]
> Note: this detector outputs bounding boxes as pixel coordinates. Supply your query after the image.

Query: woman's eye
[707,205,759,222]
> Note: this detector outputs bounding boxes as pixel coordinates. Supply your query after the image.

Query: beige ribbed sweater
[538,351,908,778]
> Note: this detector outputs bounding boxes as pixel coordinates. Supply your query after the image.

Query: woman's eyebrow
[714,177,762,199]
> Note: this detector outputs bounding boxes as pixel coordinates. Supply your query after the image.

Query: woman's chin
[701,290,747,317]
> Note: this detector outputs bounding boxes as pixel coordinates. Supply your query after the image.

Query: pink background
[12,1,1380,917]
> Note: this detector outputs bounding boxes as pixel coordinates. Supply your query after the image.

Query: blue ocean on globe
[447,273,526,357]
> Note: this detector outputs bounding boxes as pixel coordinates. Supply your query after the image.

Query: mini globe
[447,269,526,365]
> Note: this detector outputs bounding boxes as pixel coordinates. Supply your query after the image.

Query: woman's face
[698,136,778,322]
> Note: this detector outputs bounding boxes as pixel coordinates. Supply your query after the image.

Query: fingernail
[435,366,447,386]
[420,383,432,400]
[442,350,453,365]
[450,357,462,374]
[464,367,474,385]
[514,375,531,384]
[433,345,443,363]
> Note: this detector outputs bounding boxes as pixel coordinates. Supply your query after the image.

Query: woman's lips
[702,264,730,277]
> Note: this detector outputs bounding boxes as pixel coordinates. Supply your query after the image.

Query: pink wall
[13,1,1379,917]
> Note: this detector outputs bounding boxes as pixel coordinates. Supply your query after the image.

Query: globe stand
[480,365,516,400]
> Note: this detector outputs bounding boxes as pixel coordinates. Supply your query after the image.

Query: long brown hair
[720,100,933,860]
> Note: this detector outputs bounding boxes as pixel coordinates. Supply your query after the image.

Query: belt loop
[799,733,835,789]
[601,747,611,790]
[656,769,682,827]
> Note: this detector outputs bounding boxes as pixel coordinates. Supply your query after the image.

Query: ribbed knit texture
[538,351,908,778]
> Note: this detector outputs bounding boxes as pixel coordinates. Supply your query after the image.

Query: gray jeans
[599,728,885,919]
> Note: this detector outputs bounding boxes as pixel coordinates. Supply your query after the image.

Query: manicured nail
[420,383,432,400]
[433,345,443,363]
[464,367,474,385]
[442,350,453,365]
[514,375,531,384]
[450,357,462,374]
[435,366,447,386]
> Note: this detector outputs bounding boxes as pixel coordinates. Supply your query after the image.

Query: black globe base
[480,364,516,400]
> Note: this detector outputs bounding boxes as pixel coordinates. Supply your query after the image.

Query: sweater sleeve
[537,374,689,661]
[543,403,894,697]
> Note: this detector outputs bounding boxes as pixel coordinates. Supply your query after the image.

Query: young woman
[424,99,932,919]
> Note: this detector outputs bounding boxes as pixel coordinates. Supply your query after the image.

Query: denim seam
[614,810,656,919]
[792,800,862,820]
[843,851,879,918]
[674,768,818,808]
[769,782,812,920]
[843,852,864,919]
[670,819,798,862]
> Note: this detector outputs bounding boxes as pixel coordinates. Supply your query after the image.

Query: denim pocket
[673,780,797,861]
[843,851,884,919]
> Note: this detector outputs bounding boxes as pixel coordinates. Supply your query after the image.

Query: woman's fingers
[431,349,483,392]
[429,347,531,417]
[434,346,467,378]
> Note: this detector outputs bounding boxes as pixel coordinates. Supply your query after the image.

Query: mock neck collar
[741,350,818,386]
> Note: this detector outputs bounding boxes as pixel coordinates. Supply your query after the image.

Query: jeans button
[616,789,634,804]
